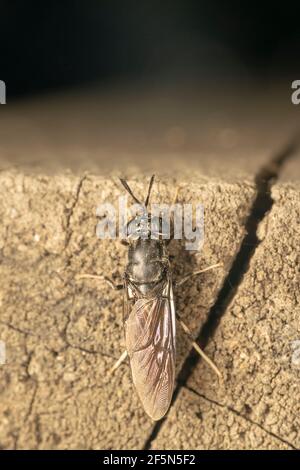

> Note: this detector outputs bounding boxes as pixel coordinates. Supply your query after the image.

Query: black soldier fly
[77,175,221,420]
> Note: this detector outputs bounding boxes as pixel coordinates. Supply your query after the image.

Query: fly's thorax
[126,239,168,287]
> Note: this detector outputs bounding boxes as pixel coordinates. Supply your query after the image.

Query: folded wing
[125,285,176,421]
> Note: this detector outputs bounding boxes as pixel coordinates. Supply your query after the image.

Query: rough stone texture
[0,169,257,449]
[0,87,299,449]
[152,155,300,450]
[151,387,291,450]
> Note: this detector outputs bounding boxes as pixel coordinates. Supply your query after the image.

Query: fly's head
[126,212,165,241]
[127,211,151,240]
[120,175,163,241]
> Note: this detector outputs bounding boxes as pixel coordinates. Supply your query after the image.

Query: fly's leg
[76,274,123,290]
[177,315,222,379]
[176,262,223,287]
[109,350,128,375]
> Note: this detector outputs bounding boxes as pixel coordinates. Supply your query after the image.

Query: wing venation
[124,280,176,420]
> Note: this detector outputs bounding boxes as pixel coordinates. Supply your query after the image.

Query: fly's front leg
[76,274,123,291]
[177,314,222,380]
[175,262,223,287]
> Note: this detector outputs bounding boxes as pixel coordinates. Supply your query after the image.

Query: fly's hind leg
[177,315,222,379]
[76,274,123,290]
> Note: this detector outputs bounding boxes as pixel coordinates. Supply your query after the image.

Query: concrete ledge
[0,169,257,449]
[0,88,299,449]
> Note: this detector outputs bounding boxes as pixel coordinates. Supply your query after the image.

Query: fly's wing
[124,280,176,421]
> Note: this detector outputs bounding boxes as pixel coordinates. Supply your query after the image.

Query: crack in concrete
[0,320,34,337]
[185,385,298,450]
[1,319,117,364]
[24,382,39,423]
[143,137,298,450]
[63,340,120,361]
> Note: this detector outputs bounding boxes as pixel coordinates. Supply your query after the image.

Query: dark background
[1,0,300,99]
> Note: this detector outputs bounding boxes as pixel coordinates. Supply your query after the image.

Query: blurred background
[0,0,300,172]
[1,0,300,98]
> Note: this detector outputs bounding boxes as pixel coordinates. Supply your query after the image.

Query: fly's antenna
[120,175,155,208]
[144,175,155,207]
[119,178,142,205]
